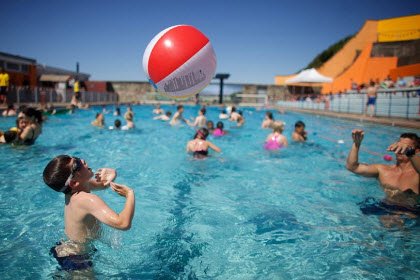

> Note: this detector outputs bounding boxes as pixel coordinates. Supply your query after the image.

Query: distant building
[0,51,37,88]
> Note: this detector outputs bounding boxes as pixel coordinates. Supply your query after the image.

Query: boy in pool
[346,130,419,225]
[154,111,172,121]
[43,155,135,271]
[170,105,187,126]
[292,121,307,142]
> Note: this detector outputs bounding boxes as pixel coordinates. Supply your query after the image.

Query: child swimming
[264,122,288,150]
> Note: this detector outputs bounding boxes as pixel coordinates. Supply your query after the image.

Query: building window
[6,62,20,71]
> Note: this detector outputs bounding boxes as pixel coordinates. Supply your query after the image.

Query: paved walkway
[277,107,420,129]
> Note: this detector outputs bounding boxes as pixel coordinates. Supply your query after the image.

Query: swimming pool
[0,105,419,279]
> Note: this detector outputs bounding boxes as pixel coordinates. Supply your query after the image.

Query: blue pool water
[0,105,419,279]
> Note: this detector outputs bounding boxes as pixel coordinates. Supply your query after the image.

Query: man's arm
[346,129,380,177]
[83,183,135,230]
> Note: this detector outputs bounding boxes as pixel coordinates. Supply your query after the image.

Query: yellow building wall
[377,14,420,42]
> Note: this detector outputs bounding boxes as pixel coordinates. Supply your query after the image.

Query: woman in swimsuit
[264,121,288,150]
[18,107,43,145]
[186,128,221,159]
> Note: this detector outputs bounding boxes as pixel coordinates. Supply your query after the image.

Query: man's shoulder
[71,191,101,205]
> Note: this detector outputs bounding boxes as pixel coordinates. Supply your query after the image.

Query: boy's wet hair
[295,121,305,128]
[43,155,73,193]
[165,111,172,117]
[266,111,273,120]
[114,119,122,128]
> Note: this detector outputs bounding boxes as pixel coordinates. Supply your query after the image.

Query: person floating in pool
[153,104,164,115]
[261,111,275,129]
[123,107,135,130]
[109,119,122,130]
[153,111,172,121]
[264,122,288,150]
[237,111,245,127]
[219,109,229,120]
[213,121,228,137]
[346,130,419,226]
[186,128,221,159]
[91,113,105,128]
[170,105,187,126]
[43,155,135,272]
[206,120,215,133]
[229,106,241,122]
[292,121,307,142]
[14,107,43,145]
[187,107,207,127]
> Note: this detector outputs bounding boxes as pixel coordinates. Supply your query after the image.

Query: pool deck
[276,107,420,129]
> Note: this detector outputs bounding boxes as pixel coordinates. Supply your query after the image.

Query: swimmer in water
[170,105,187,126]
[187,107,207,127]
[153,104,164,115]
[229,106,241,122]
[186,128,221,159]
[206,120,215,133]
[213,121,228,137]
[292,121,307,142]
[219,109,229,120]
[237,111,245,127]
[43,155,135,272]
[153,111,172,122]
[346,130,420,226]
[264,121,288,150]
[91,113,105,128]
[261,111,275,129]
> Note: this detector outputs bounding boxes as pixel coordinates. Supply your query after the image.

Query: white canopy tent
[285,68,332,84]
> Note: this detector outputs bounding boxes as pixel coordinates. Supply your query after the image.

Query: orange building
[275,14,420,94]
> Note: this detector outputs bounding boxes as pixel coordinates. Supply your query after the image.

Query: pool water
[0,105,419,279]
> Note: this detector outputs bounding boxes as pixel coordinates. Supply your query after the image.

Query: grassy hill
[304,35,354,70]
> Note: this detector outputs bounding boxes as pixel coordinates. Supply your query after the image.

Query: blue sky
[3,0,419,84]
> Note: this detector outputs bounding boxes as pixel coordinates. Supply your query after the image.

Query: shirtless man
[187,107,207,127]
[43,155,135,271]
[346,130,419,224]
[170,105,187,126]
[229,106,241,122]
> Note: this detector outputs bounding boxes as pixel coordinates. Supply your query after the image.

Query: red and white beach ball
[143,25,217,98]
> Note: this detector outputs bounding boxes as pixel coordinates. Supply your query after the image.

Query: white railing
[277,87,420,120]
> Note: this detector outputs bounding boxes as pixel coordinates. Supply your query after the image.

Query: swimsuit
[264,135,283,150]
[358,197,420,216]
[213,128,224,137]
[50,242,96,271]
[366,96,376,105]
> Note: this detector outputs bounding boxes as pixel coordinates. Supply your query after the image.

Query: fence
[277,87,420,120]
[5,86,119,106]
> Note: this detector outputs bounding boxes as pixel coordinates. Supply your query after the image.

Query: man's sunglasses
[59,157,84,192]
